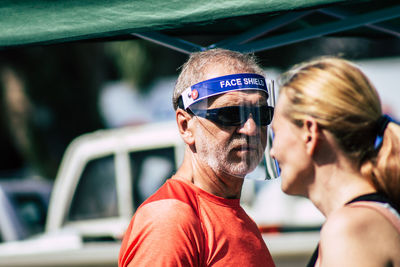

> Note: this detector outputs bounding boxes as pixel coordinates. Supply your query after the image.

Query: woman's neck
[308,163,376,217]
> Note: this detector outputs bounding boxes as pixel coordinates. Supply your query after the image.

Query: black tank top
[306,193,396,267]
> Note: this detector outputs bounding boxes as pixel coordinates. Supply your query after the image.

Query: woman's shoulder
[318,204,400,266]
[322,205,385,237]
[323,202,400,237]
[320,207,367,245]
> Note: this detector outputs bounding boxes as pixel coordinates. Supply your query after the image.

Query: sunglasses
[188,105,274,126]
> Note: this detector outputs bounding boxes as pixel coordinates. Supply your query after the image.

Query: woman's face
[270,93,314,196]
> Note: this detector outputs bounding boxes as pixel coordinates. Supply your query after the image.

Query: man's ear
[176,108,195,146]
[303,116,320,156]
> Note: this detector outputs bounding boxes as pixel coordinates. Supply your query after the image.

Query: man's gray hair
[172,48,265,110]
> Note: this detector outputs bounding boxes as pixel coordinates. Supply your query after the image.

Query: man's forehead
[201,64,252,81]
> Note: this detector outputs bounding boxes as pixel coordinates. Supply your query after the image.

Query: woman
[270,57,400,266]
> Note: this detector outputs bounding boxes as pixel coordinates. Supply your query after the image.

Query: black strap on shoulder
[307,245,319,267]
[346,192,392,206]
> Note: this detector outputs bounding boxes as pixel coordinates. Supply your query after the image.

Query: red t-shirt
[119,178,275,267]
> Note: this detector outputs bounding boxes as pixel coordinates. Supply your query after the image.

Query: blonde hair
[279,56,400,210]
[172,48,264,110]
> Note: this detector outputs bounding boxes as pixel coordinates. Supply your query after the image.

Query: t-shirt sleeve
[119,199,204,267]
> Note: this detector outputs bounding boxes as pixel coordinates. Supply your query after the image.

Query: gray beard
[196,128,262,178]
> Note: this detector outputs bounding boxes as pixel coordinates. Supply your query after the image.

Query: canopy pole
[210,10,314,49]
[132,32,204,54]
[229,4,400,53]
[319,8,400,38]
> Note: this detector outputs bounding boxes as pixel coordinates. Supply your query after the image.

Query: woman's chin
[281,177,298,196]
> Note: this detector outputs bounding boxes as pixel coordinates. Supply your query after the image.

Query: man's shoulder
[131,189,203,242]
[136,198,201,227]
[120,181,205,267]
[135,178,201,223]
[141,178,198,207]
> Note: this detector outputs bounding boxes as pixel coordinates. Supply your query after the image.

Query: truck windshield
[67,154,118,221]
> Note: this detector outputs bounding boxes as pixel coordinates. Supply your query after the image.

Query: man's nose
[237,114,258,136]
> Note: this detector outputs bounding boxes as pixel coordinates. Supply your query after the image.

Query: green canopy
[1,0,399,53]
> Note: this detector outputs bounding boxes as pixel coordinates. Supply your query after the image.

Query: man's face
[193,90,268,178]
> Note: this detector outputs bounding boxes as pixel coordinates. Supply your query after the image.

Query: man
[119,48,275,267]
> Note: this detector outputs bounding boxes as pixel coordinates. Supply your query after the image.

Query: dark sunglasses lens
[216,106,274,126]
[191,106,274,126]
[234,106,273,126]
[259,106,274,126]
[216,107,242,126]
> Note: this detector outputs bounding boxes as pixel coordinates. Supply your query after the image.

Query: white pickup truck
[0,121,322,267]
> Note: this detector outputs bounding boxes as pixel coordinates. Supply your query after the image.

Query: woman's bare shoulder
[318,205,400,266]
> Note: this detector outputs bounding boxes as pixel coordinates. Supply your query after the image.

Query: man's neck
[174,149,244,199]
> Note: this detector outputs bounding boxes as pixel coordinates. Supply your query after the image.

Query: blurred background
[0,1,399,265]
[1,37,399,181]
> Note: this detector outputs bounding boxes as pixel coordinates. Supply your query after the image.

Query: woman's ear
[303,116,320,156]
[176,108,195,146]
